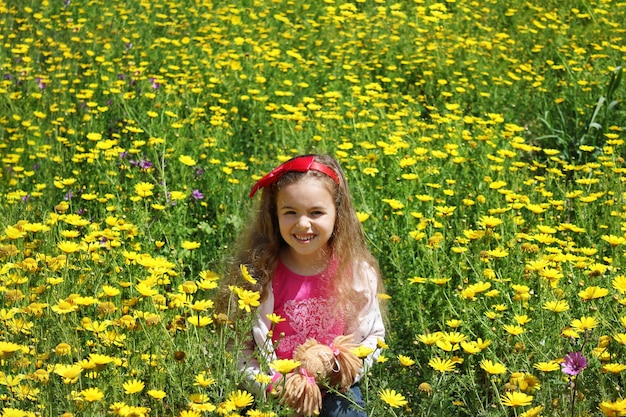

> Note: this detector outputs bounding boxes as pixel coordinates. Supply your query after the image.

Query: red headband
[249,156,340,198]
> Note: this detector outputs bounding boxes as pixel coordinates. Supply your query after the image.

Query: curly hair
[218,154,383,320]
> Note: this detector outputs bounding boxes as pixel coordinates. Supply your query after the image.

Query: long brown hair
[219,154,383,320]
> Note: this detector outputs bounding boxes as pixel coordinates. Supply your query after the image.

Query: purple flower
[191,189,204,200]
[561,351,587,376]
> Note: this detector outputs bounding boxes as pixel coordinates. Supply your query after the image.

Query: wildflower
[599,398,626,416]
[614,334,626,345]
[478,215,503,228]
[134,182,154,198]
[266,313,285,324]
[123,379,145,394]
[240,264,257,284]
[51,301,79,314]
[0,408,33,417]
[460,341,481,354]
[269,359,300,374]
[147,389,167,400]
[501,391,533,407]
[53,364,83,383]
[54,343,72,356]
[428,357,456,373]
[0,341,25,356]
[601,234,626,246]
[57,241,81,254]
[533,361,561,372]
[578,286,609,300]
[612,275,626,294]
[179,155,197,166]
[418,382,432,395]
[352,346,375,358]
[191,189,204,200]
[232,287,260,312]
[397,355,415,367]
[228,390,254,408]
[194,371,215,387]
[181,241,201,250]
[187,316,213,327]
[356,212,370,222]
[379,389,408,408]
[602,363,626,374]
[571,316,599,332]
[189,300,214,312]
[480,359,507,375]
[561,351,587,376]
[543,300,570,313]
[503,324,525,336]
[80,387,104,402]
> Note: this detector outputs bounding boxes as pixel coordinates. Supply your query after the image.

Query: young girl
[224,154,385,417]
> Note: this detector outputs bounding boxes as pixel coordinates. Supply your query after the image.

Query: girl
[223,154,385,417]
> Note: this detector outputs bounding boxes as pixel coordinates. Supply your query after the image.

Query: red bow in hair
[249,155,340,198]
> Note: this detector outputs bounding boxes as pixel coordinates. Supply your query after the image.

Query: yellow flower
[80,387,104,402]
[187,315,213,327]
[533,361,561,372]
[227,390,254,408]
[54,343,72,356]
[53,364,83,383]
[179,155,197,166]
[57,241,81,254]
[181,241,201,250]
[602,363,626,374]
[599,398,626,416]
[240,264,257,284]
[0,341,25,356]
[147,389,167,399]
[266,313,285,324]
[543,300,570,313]
[613,334,626,345]
[397,355,415,367]
[194,371,216,387]
[379,388,408,408]
[269,359,300,374]
[612,275,626,294]
[416,332,443,346]
[123,379,145,394]
[501,391,533,407]
[503,324,525,336]
[428,357,456,373]
[232,287,260,312]
[479,215,503,228]
[134,182,154,197]
[352,345,375,358]
[190,299,214,312]
[601,234,626,246]
[571,316,599,331]
[480,359,507,375]
[578,286,609,300]
[356,212,370,222]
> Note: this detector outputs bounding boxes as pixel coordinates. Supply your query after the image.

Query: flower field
[0,0,625,416]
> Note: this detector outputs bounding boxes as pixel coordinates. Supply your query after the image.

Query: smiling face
[276,176,337,273]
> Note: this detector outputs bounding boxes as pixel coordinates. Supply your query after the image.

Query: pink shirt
[271,260,345,359]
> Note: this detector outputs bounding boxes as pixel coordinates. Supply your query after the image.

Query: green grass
[0,0,625,416]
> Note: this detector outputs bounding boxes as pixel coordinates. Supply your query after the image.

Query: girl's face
[276,177,337,269]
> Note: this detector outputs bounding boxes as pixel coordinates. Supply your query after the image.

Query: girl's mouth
[294,234,315,242]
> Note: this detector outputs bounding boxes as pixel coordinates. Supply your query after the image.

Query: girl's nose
[297,215,311,228]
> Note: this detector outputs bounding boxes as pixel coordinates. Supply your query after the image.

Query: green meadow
[1,0,625,416]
